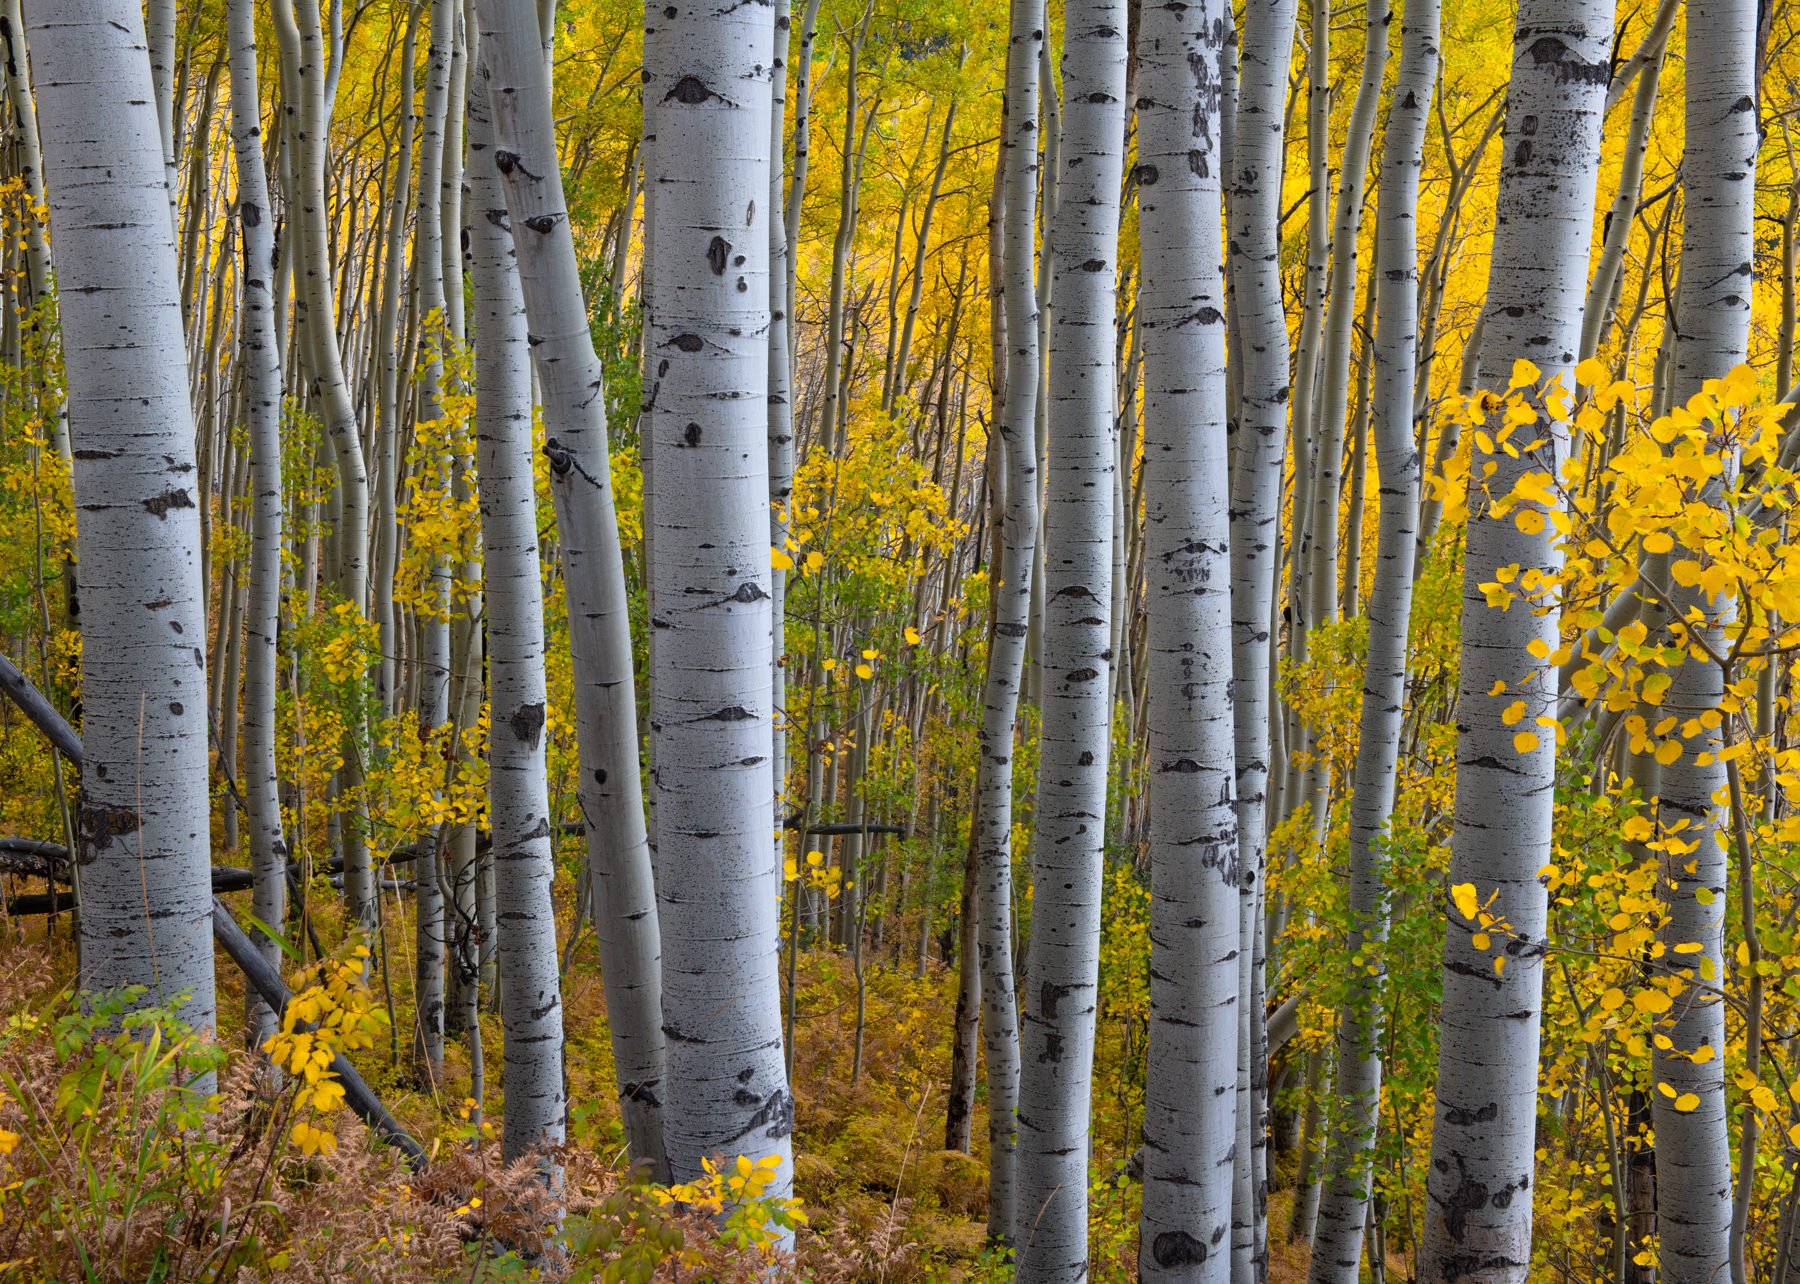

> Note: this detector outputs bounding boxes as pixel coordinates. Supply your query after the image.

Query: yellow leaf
[771,547,794,571]
[1634,990,1673,1015]
[1514,732,1540,754]
[804,550,825,572]
[1599,988,1626,1012]
[1672,1093,1700,1113]
[1574,357,1610,387]
[1451,883,1480,922]
[1621,816,1654,842]
[1654,740,1684,767]
[1642,532,1674,556]
[1471,933,1490,951]
[854,663,874,680]
[904,626,922,645]
[1509,359,1542,390]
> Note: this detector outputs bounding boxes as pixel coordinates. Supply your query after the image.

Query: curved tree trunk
[1421,3,1613,1278]
[27,0,216,1033]
[1306,0,1438,1276]
[227,0,290,1052]
[1135,0,1239,1275]
[470,0,667,1176]
[1013,0,1126,1272]
[642,0,793,1226]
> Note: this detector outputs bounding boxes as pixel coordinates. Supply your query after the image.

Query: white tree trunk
[1421,2,1612,1278]
[642,0,793,1220]
[971,0,1044,1244]
[1306,0,1437,1277]
[470,0,667,1176]
[27,0,216,1032]
[1013,0,1126,1273]
[1135,0,1238,1275]
[1226,1,1298,1274]
[465,67,567,1164]
[227,0,290,1051]
[1654,2,1757,1279]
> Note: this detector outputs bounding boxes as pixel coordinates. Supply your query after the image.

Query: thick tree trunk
[1135,0,1239,1276]
[1013,0,1126,1272]
[470,0,667,1176]
[1421,3,1613,1279]
[642,0,793,1223]
[27,0,217,1032]
[1306,0,1438,1277]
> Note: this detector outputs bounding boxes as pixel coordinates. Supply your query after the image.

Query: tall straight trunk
[374,5,423,715]
[1306,0,1438,1277]
[464,66,566,1164]
[1135,0,1237,1275]
[1655,2,1757,1280]
[1421,2,1612,1278]
[642,0,792,1220]
[471,0,667,1176]
[227,0,289,1050]
[974,0,1044,1243]
[1013,0,1126,1272]
[0,0,62,465]
[768,0,794,878]
[1302,0,1389,634]
[1227,0,1299,1276]
[27,0,216,1031]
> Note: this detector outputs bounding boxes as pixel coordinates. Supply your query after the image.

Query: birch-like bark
[974,0,1044,1242]
[1306,0,1437,1276]
[465,67,566,1164]
[643,0,793,1220]
[1227,0,1299,1275]
[1653,2,1757,1279]
[27,0,216,1031]
[769,0,795,876]
[470,0,667,1175]
[1422,3,1612,1277]
[1013,0,1126,1272]
[1135,0,1238,1275]
[1302,0,1389,634]
[227,0,290,1050]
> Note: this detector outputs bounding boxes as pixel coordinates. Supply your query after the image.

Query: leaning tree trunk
[1653,2,1757,1280]
[1306,0,1437,1277]
[226,0,289,1052]
[25,0,216,1032]
[470,0,667,1177]
[464,67,566,1165]
[1135,0,1239,1276]
[1012,0,1126,1273]
[970,0,1044,1245]
[1421,2,1613,1279]
[642,0,794,1226]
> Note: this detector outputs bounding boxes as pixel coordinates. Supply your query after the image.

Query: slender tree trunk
[973,0,1045,1242]
[1013,0,1126,1271]
[643,0,793,1217]
[27,0,217,1032]
[1135,0,1238,1275]
[1306,0,1438,1276]
[228,0,290,1051]
[1654,3,1757,1280]
[1421,3,1613,1278]
[471,0,667,1176]
[464,65,566,1165]
[1226,1,1299,1275]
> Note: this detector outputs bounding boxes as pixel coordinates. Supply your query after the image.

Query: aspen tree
[1013,0,1126,1271]
[227,0,289,1049]
[470,0,667,1175]
[1307,0,1437,1276]
[642,0,794,1220]
[1653,2,1757,1280]
[1422,2,1613,1277]
[973,0,1045,1241]
[25,0,217,1030]
[1135,0,1239,1274]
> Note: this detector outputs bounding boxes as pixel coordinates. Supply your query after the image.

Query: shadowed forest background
[1,0,1799,1279]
